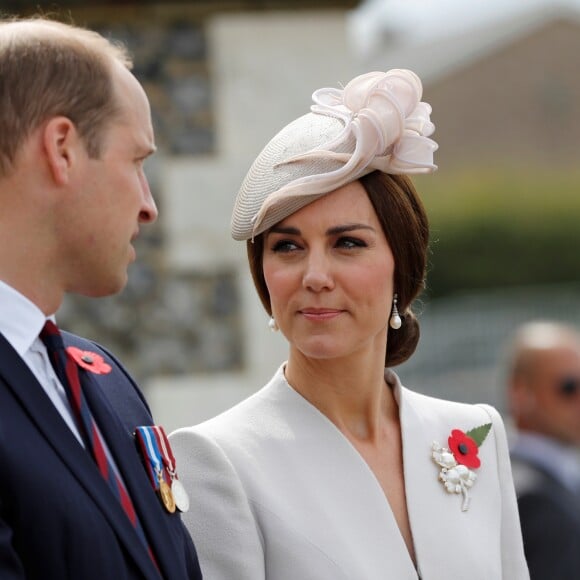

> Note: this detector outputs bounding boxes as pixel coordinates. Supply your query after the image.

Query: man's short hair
[0,17,133,176]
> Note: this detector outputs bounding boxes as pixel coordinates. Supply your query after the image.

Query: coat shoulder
[400,385,502,431]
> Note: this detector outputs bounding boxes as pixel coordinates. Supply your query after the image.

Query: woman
[170,69,529,579]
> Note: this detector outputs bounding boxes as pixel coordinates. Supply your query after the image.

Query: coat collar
[392,372,504,580]
[272,365,419,578]
[273,365,503,580]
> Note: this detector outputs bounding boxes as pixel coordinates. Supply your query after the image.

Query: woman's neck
[285,349,397,443]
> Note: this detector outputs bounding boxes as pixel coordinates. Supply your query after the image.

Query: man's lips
[129,231,139,261]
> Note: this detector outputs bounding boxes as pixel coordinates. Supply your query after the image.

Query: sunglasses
[558,377,580,398]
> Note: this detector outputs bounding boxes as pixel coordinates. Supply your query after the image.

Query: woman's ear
[42,117,80,186]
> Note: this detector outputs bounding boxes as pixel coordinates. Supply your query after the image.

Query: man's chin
[72,275,128,298]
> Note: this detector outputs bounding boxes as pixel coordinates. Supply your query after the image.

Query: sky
[349,0,580,56]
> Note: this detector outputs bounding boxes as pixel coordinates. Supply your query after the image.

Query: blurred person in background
[507,320,580,579]
[0,16,201,579]
[171,69,529,580]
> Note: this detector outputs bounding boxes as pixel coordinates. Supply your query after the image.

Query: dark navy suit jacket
[511,454,580,580]
[0,331,202,579]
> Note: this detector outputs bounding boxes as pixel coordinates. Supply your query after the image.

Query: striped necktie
[40,321,158,568]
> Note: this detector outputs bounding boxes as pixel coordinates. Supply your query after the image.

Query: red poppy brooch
[431,423,491,511]
[66,346,112,375]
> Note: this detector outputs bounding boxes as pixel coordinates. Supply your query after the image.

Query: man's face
[60,63,157,297]
[526,344,580,446]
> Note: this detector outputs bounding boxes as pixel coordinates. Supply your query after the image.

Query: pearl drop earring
[389,294,402,330]
[268,317,279,332]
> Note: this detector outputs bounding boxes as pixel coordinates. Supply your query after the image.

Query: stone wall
[55,8,241,382]
[40,1,358,385]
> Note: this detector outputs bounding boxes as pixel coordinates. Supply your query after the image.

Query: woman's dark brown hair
[247,170,430,367]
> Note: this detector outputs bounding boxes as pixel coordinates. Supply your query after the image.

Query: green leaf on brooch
[465,423,492,447]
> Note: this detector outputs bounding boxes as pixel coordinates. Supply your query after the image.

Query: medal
[135,426,176,514]
[157,470,176,513]
[170,478,190,513]
[152,425,190,513]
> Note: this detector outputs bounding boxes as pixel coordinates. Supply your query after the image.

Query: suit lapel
[0,334,96,474]
[0,334,160,580]
[78,361,184,579]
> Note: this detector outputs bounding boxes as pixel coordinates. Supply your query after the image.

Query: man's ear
[509,376,536,419]
[42,117,81,185]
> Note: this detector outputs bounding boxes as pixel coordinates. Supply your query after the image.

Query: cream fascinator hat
[231,68,438,241]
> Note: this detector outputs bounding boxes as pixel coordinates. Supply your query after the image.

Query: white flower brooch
[432,423,492,511]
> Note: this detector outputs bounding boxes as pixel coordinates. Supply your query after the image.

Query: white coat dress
[170,364,529,580]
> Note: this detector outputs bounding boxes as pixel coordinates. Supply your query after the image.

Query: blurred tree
[421,170,580,297]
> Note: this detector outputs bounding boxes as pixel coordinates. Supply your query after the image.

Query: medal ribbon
[152,425,189,513]
[135,426,168,489]
[152,426,177,480]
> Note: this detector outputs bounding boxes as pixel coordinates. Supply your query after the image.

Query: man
[506,320,580,579]
[0,17,202,579]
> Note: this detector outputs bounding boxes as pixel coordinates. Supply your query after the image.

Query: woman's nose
[302,252,334,292]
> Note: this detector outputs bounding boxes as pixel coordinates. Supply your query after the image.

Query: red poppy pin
[432,423,492,511]
[66,346,112,375]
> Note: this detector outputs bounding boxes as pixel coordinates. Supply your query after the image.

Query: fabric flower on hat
[245,68,438,239]
[308,69,437,174]
[66,346,112,375]
[432,423,492,511]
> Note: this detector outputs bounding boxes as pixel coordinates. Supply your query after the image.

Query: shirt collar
[0,280,54,356]
[511,430,580,492]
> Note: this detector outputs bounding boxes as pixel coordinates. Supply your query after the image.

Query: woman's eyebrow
[268,225,301,235]
[326,223,375,236]
[268,223,375,236]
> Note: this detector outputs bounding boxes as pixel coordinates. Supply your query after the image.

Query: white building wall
[149,11,361,431]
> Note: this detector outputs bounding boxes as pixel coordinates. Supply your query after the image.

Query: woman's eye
[271,240,300,253]
[337,237,366,249]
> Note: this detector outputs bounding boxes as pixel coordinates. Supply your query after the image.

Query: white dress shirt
[0,277,136,490]
[0,280,84,445]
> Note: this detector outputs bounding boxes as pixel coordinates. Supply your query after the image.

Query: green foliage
[415,170,580,298]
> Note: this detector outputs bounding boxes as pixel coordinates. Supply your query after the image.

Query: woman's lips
[299,309,343,321]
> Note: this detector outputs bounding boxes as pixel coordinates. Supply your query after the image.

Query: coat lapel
[0,334,159,580]
[395,378,503,580]
[0,333,96,474]
[276,376,419,579]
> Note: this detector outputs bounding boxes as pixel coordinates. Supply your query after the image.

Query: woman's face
[262,180,395,363]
